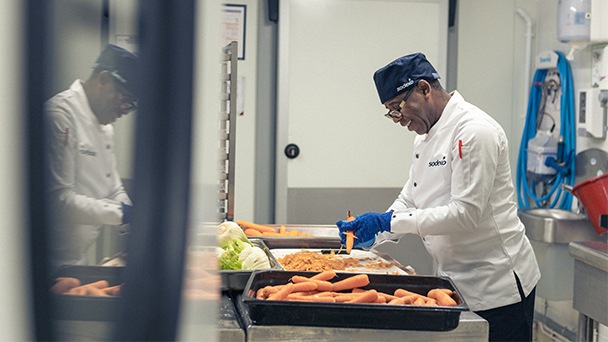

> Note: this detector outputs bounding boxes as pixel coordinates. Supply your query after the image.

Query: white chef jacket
[44,80,131,269]
[381,91,540,312]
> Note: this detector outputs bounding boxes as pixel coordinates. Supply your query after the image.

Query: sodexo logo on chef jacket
[428,156,447,167]
[396,78,415,92]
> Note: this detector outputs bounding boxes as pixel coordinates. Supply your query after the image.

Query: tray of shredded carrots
[270,248,416,275]
[241,270,468,331]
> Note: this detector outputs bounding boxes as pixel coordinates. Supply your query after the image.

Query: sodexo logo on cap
[92,44,140,96]
[396,78,415,93]
[373,53,441,104]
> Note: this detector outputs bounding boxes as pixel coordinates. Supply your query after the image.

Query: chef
[45,44,139,270]
[337,53,540,342]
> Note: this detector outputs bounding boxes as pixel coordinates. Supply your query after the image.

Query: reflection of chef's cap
[92,44,140,96]
[373,53,441,104]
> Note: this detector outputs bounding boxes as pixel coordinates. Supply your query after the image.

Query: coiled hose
[517,51,575,210]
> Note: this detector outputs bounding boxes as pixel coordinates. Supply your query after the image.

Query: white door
[276,0,449,223]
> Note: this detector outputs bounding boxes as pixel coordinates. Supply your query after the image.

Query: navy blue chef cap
[92,44,140,96]
[373,53,441,104]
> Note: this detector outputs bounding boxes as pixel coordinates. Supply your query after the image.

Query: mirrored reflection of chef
[45,44,139,270]
[337,53,541,342]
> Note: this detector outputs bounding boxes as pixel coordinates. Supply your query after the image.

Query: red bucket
[571,173,608,235]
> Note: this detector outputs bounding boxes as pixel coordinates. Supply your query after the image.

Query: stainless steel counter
[235,296,488,342]
[569,241,608,341]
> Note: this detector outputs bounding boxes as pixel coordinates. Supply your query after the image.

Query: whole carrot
[310,270,336,281]
[348,290,378,303]
[291,282,318,292]
[413,297,426,305]
[50,277,81,294]
[285,295,336,303]
[394,288,419,298]
[344,213,357,253]
[244,228,263,236]
[267,283,295,301]
[332,274,369,292]
[236,220,276,233]
[291,276,333,291]
[427,289,457,306]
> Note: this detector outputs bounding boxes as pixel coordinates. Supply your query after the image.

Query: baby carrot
[236,220,276,233]
[332,274,369,292]
[279,225,286,234]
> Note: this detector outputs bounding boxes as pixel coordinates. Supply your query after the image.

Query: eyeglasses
[384,87,413,120]
[117,90,138,112]
[112,77,138,112]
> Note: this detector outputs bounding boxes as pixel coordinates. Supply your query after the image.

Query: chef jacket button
[393,215,396,219]
[415,154,419,159]
[409,213,412,216]
[413,182,417,187]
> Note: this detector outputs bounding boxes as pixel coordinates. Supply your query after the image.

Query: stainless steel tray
[251,224,341,249]
[270,248,416,275]
[219,239,282,291]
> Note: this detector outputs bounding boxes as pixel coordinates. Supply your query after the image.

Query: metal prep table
[569,241,608,342]
[234,295,488,342]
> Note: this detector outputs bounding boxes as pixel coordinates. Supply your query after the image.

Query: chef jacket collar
[423,90,463,142]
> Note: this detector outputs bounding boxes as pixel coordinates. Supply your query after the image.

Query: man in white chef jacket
[45,44,139,270]
[337,53,540,342]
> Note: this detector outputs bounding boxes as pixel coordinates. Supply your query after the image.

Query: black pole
[113,1,195,340]
[25,0,54,340]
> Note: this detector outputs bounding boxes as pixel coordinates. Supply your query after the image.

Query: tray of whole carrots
[237,221,342,249]
[241,270,468,331]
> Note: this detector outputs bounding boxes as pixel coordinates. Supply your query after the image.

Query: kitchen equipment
[563,173,608,235]
[241,270,468,331]
[250,224,341,249]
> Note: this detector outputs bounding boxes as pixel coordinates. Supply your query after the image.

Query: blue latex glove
[122,202,132,225]
[336,211,392,248]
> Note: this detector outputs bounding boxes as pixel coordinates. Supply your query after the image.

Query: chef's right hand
[336,211,392,248]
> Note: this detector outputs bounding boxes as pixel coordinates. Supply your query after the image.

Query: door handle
[284,143,300,159]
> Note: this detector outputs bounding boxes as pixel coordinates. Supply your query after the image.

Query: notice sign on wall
[223,4,246,60]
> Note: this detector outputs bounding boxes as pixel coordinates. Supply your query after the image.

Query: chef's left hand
[336,211,392,248]
[121,202,132,225]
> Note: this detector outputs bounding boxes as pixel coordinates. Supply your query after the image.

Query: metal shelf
[219,41,238,221]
